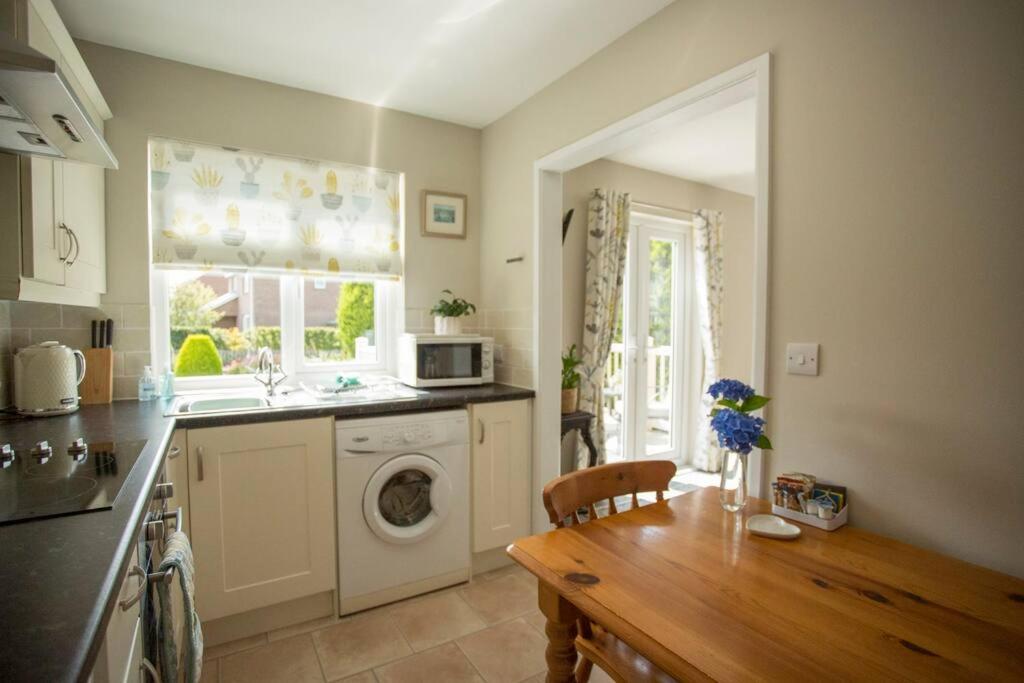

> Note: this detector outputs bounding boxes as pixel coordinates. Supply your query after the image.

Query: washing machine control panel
[381,423,437,449]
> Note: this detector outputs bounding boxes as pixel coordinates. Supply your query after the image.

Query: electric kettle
[13,341,87,416]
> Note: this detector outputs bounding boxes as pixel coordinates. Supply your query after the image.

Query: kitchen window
[152,270,396,386]
[147,137,403,387]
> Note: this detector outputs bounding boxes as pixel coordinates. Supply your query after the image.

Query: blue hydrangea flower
[710,408,765,454]
[708,378,755,403]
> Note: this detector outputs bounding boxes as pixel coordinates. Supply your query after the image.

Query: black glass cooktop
[0,439,147,525]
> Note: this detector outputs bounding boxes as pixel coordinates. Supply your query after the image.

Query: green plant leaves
[740,395,771,412]
[716,398,742,411]
[756,434,773,450]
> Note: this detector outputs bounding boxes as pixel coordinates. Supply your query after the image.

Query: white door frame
[531,54,771,532]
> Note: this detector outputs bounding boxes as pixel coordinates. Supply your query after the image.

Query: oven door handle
[118,565,147,611]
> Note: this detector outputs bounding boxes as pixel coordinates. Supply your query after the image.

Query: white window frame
[151,270,399,393]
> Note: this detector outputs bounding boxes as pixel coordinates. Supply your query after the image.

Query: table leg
[538,580,580,683]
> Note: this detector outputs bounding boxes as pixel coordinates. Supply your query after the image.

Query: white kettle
[13,341,87,416]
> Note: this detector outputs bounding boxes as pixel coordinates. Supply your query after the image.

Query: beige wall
[74,41,481,395]
[481,0,1024,576]
[562,159,754,381]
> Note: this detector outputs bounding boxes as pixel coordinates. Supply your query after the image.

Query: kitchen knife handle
[91,320,98,349]
[105,318,114,347]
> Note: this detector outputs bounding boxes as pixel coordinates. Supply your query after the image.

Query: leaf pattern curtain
[692,209,726,472]
[148,137,402,279]
[577,189,631,468]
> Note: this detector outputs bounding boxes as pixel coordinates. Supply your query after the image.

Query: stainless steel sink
[176,396,270,413]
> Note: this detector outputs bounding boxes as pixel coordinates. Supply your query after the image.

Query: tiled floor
[200,564,615,683]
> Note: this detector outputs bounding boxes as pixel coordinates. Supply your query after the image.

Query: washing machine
[336,409,470,615]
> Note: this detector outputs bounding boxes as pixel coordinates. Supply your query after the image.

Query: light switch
[786,343,819,376]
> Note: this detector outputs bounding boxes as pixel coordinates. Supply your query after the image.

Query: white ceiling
[607,97,756,196]
[53,0,673,128]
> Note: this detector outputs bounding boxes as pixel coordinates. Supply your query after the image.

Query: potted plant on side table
[430,289,476,335]
[561,344,582,414]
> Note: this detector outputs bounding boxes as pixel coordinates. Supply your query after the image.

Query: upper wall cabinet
[0,0,111,307]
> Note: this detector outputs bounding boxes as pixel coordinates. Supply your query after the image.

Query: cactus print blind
[148,137,402,279]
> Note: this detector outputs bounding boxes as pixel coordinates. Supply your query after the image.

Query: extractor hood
[0,32,117,169]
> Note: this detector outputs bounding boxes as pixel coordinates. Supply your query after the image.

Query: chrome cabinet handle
[167,445,181,459]
[66,226,80,266]
[478,419,485,444]
[58,223,72,262]
[118,565,147,611]
[196,446,204,481]
[140,657,162,682]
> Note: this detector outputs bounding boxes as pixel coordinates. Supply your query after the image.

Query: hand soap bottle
[161,365,175,398]
[138,365,157,401]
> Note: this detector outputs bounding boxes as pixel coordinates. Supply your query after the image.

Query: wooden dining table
[507,487,1024,682]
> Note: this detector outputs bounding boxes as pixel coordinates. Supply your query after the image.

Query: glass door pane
[642,237,678,457]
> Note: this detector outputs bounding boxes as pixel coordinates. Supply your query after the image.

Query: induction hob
[0,439,147,525]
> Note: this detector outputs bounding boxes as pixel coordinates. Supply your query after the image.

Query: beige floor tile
[374,643,483,683]
[313,610,412,680]
[458,574,537,624]
[456,618,547,683]
[203,633,267,660]
[199,657,219,683]
[522,610,546,634]
[338,672,378,683]
[389,591,486,652]
[220,634,324,683]
[476,564,529,582]
[268,614,345,642]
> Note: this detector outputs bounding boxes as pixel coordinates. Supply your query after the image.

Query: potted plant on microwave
[561,344,582,414]
[430,289,476,335]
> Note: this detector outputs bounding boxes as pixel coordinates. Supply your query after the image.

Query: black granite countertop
[0,383,533,683]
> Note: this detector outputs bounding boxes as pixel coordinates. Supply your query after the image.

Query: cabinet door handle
[140,657,161,682]
[66,227,80,266]
[196,446,205,482]
[58,223,72,262]
[118,565,147,611]
[478,419,485,444]
[168,445,181,459]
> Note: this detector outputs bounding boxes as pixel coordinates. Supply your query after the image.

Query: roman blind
[148,137,402,279]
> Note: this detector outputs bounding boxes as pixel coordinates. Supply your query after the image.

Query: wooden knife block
[81,348,113,405]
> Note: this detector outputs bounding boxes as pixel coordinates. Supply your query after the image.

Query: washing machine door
[363,453,452,544]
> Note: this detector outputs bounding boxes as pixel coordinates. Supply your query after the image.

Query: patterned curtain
[692,209,726,472]
[148,137,401,279]
[577,189,631,468]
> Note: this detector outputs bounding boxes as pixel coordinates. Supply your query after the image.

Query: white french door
[604,213,697,465]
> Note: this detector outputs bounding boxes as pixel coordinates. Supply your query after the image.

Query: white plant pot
[434,316,463,335]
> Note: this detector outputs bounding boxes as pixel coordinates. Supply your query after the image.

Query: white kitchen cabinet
[470,399,532,552]
[186,418,336,621]
[90,546,144,683]
[0,0,111,306]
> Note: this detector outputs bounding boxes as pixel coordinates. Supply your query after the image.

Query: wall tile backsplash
[0,300,151,403]
[0,301,531,407]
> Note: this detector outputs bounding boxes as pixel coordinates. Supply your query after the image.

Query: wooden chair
[541,460,678,683]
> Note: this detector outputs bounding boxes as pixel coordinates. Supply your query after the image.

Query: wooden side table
[560,410,599,468]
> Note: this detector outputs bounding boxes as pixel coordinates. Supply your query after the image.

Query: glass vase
[719,450,748,512]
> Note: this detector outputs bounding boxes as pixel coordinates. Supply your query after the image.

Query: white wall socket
[786,343,819,376]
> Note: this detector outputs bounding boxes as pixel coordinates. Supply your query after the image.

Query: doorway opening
[533,55,770,531]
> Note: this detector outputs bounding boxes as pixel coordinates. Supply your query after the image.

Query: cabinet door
[91,546,143,683]
[188,418,336,621]
[62,159,106,292]
[20,156,67,285]
[471,400,532,552]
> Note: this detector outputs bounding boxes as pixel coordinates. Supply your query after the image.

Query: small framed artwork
[422,190,467,239]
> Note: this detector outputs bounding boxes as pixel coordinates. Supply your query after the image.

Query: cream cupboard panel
[61,159,106,292]
[470,400,531,552]
[21,156,66,285]
[90,546,142,683]
[187,418,336,621]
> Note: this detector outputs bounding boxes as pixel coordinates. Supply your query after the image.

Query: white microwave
[398,334,494,387]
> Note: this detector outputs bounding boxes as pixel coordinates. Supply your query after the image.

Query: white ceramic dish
[746,514,801,540]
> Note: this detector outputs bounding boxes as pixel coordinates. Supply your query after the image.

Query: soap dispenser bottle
[161,365,175,398]
[138,365,157,401]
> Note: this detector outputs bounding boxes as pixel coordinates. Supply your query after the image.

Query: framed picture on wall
[422,191,467,239]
